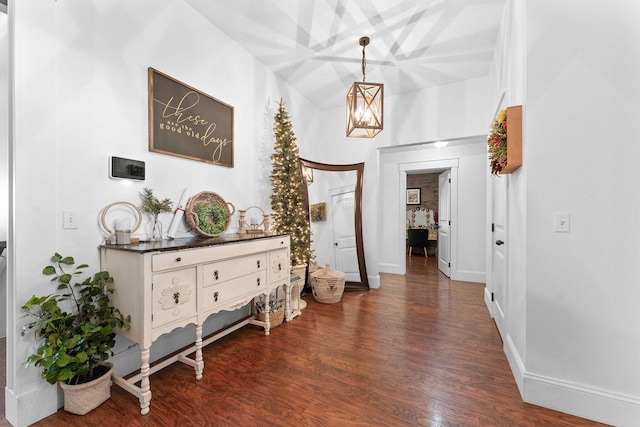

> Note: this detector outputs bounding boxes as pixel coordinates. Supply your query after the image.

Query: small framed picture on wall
[407,188,421,205]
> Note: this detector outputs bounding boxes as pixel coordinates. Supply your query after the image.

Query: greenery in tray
[21,253,130,385]
[194,202,228,235]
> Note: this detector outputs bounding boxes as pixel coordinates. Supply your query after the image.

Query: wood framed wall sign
[148,67,234,167]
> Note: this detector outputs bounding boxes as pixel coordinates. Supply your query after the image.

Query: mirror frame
[299,158,369,290]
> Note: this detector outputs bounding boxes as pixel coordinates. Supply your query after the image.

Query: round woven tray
[185,191,235,237]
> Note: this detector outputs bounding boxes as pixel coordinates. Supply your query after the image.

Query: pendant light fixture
[346,36,384,138]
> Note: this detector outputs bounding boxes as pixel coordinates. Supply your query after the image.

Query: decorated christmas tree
[270,99,313,267]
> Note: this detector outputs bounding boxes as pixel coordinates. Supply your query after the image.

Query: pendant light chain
[361,43,367,82]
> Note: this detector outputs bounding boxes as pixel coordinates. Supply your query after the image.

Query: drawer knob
[214,291,219,302]
[257,260,261,269]
[278,263,282,271]
[256,277,261,286]
[173,291,180,304]
[176,257,182,262]
[214,270,219,280]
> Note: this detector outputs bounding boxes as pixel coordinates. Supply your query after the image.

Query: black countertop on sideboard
[98,233,287,254]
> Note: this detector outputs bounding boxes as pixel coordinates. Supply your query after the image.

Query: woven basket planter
[185,191,235,237]
[58,362,114,415]
[256,306,285,328]
[310,264,345,304]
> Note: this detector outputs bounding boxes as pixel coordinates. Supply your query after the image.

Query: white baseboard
[501,331,640,426]
[503,334,525,395]
[451,269,485,283]
[523,372,640,426]
[5,385,59,427]
[483,287,493,315]
[378,262,402,275]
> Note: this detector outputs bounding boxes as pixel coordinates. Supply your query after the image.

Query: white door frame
[399,158,459,277]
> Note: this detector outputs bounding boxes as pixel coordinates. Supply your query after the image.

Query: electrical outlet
[554,212,570,233]
[63,211,79,229]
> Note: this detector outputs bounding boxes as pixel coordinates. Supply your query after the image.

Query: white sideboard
[99,233,290,415]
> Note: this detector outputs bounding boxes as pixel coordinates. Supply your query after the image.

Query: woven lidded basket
[185,191,235,237]
[310,264,345,304]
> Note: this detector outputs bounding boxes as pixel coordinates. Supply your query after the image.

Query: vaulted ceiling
[186,0,506,110]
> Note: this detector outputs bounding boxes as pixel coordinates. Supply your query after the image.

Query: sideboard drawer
[202,254,266,287]
[152,267,198,329]
[201,270,267,312]
[152,249,200,272]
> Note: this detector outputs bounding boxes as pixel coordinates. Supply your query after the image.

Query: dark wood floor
[6,256,607,426]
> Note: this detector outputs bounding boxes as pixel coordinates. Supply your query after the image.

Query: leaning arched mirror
[299,158,369,290]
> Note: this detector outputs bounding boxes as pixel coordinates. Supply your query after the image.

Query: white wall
[488,1,640,425]
[8,1,320,425]
[524,1,640,424]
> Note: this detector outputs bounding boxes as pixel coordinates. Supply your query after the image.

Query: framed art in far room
[407,188,421,205]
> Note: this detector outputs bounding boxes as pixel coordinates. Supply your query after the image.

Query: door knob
[495,240,504,245]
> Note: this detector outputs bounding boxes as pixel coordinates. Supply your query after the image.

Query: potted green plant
[21,253,130,415]
[139,187,173,241]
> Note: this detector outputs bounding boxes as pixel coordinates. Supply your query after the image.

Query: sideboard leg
[264,309,271,336]
[284,282,292,321]
[139,346,152,415]
[195,324,204,380]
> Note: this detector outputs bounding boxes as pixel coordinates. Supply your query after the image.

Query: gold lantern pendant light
[346,36,384,138]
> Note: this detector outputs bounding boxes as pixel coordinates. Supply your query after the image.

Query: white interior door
[438,170,451,277]
[490,175,507,338]
[331,191,359,282]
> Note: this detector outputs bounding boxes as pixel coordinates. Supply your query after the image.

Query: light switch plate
[63,211,78,229]
[554,212,570,232]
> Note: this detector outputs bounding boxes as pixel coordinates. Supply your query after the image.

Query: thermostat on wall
[109,156,145,181]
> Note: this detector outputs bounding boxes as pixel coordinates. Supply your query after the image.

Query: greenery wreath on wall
[488,108,507,175]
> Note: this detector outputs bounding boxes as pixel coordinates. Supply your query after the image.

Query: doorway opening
[406,173,438,258]
[399,158,459,278]
[406,170,452,278]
